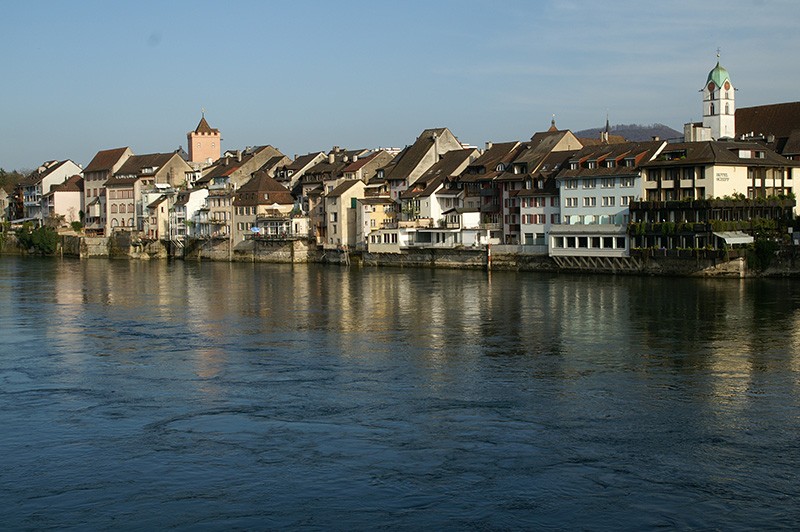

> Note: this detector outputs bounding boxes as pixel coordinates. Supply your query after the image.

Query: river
[1,256,799,529]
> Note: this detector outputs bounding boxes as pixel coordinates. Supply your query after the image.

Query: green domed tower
[702,54,735,139]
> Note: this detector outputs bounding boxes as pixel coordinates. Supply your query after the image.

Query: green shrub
[15,224,59,254]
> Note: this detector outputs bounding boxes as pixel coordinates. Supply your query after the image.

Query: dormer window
[605,160,615,168]
[569,162,578,170]
[587,161,597,169]
[496,163,505,172]
[625,159,635,167]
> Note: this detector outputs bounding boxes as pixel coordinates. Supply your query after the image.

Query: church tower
[187,113,221,165]
[702,55,735,139]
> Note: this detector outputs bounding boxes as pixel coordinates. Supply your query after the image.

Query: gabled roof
[20,160,74,186]
[327,179,363,198]
[558,141,663,178]
[400,149,476,199]
[343,152,380,172]
[288,152,325,171]
[47,174,83,194]
[234,170,294,207]
[459,141,522,183]
[736,102,800,154]
[147,195,169,209]
[384,128,452,181]
[641,140,798,168]
[84,147,130,173]
[197,146,281,184]
[257,155,291,176]
[108,152,178,185]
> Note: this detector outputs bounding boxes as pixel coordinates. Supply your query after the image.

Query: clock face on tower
[724,81,731,90]
[708,82,716,92]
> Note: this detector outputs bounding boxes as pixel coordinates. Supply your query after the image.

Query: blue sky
[2,0,798,170]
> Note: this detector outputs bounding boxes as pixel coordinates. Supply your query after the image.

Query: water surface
[1,257,799,529]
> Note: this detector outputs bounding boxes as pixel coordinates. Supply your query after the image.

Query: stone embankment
[2,231,800,277]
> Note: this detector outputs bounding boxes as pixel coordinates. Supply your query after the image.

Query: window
[601,178,614,188]
[534,197,545,208]
[620,177,634,187]
[551,213,559,224]
[583,179,596,189]
[565,197,577,208]
[587,161,597,169]
[583,197,596,207]
[602,196,615,207]
[551,197,559,207]
[605,160,616,168]
[565,179,578,189]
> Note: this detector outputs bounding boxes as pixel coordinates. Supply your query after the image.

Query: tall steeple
[702,51,735,139]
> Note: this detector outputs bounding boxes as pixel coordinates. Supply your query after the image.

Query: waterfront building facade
[83,147,133,235]
[19,160,83,222]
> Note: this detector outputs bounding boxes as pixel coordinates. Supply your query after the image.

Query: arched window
[128,204,135,213]
[128,218,134,228]
[725,103,730,115]
[710,102,715,116]
[111,204,118,214]
[112,218,119,228]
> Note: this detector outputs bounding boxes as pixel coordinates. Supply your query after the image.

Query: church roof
[706,61,731,89]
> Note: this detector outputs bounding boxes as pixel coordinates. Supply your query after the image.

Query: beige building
[83,147,133,235]
[232,170,295,243]
[104,151,191,233]
[325,180,366,249]
[641,141,798,207]
[195,146,287,238]
[145,195,170,240]
[383,127,465,201]
[44,174,83,227]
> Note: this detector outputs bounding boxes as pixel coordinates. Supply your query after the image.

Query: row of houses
[3,59,800,260]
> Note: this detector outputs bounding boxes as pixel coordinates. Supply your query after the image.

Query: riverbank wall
[3,231,800,277]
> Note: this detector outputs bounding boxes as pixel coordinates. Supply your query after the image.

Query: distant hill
[574,123,681,142]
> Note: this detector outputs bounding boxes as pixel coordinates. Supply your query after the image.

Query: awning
[713,231,754,245]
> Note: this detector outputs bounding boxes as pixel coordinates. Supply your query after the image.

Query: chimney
[485,141,493,151]
[328,153,335,164]
[353,154,358,162]
[237,151,242,163]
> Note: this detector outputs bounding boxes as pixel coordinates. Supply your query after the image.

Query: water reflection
[2,257,800,529]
